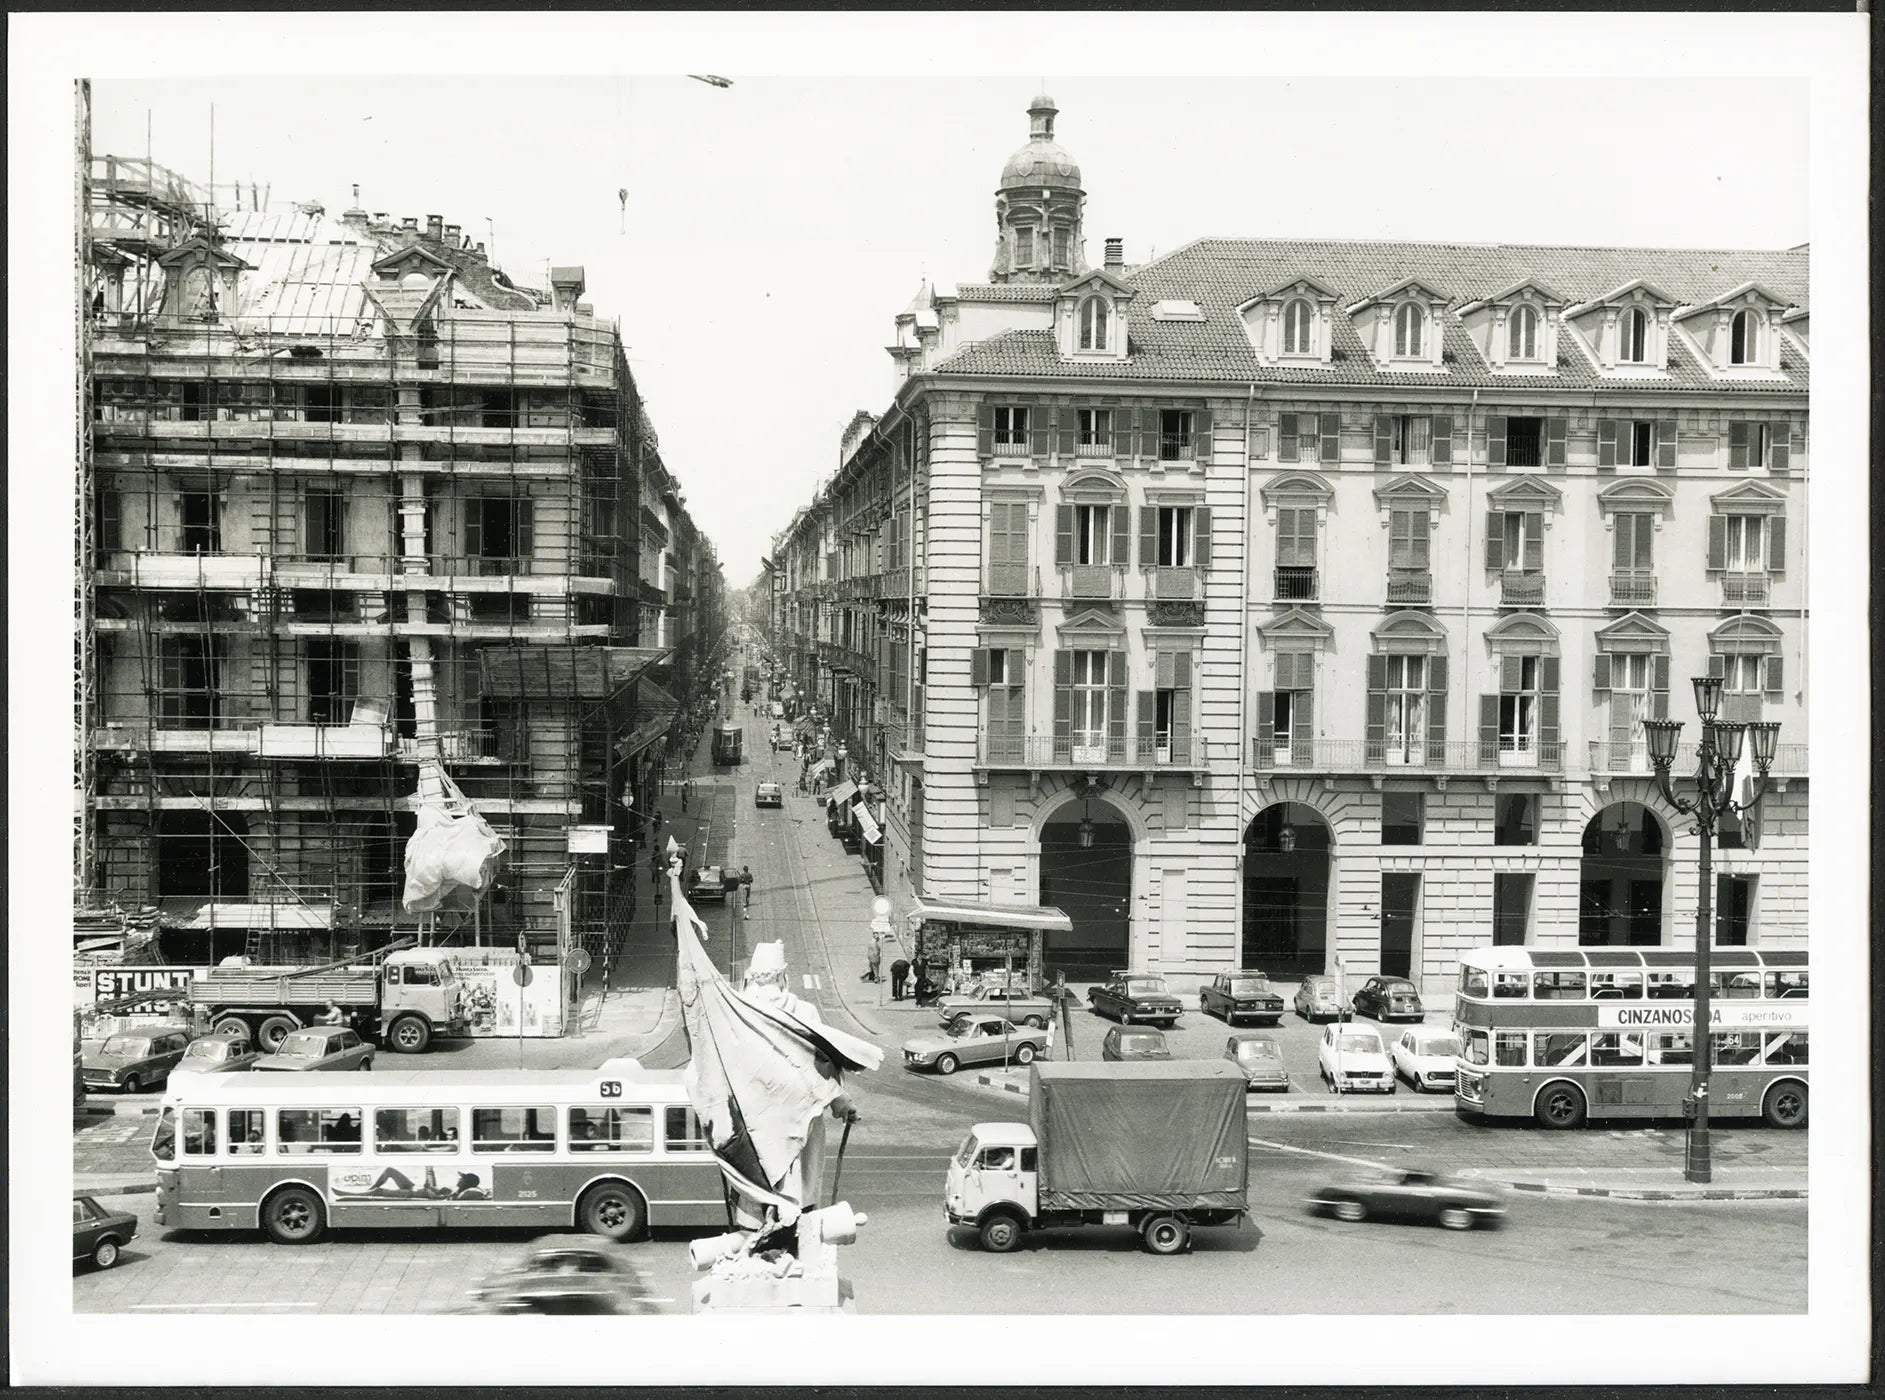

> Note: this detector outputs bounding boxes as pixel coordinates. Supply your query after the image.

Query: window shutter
[1056,407,1076,459]
[1278,413,1298,463]
[1766,517,1785,575]
[1192,407,1213,463]
[1705,653,1725,681]
[1055,504,1075,565]
[1029,410,1050,462]
[1155,650,1176,689]
[1428,655,1448,699]
[1365,654,1387,760]
[1763,654,1784,696]
[1136,407,1158,461]
[1522,512,1544,571]
[1109,505,1128,568]
[1769,430,1790,476]
[1113,408,1135,459]
[1478,695,1501,765]
[1136,690,1157,751]
[1106,651,1127,751]
[1593,653,1612,691]
[1053,651,1072,741]
[1705,514,1727,571]
[1546,417,1567,467]
[1138,506,1157,568]
[1485,511,1505,570]
[1651,653,1670,700]
[1255,692,1276,759]
[1412,510,1431,568]
[1374,415,1393,467]
[988,504,1011,568]
[1656,420,1678,471]
[1318,411,1341,464]
[977,404,996,458]
[1500,654,1522,694]
[1389,509,1410,567]
[1292,690,1313,755]
[1430,414,1452,470]
[1539,656,1561,755]
[1597,419,1618,470]
[971,648,990,688]
[1193,505,1212,568]
[1728,421,1748,471]
[1487,415,1508,469]
[1612,516,1631,570]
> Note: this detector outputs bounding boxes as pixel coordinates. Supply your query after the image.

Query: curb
[963,1076,1457,1113]
[1497,1180,1807,1203]
[77,1179,157,1196]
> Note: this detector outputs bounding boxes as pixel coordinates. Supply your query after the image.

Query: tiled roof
[929,237,1808,394]
[943,282,1061,303]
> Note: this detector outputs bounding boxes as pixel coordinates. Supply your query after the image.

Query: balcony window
[993,406,1029,454]
[1078,297,1110,351]
[158,635,223,730]
[1391,415,1430,466]
[1071,504,1113,565]
[1282,298,1314,355]
[1604,653,1656,772]
[305,639,361,725]
[985,501,1032,595]
[1498,655,1540,765]
[1609,512,1655,606]
[1718,653,1766,724]
[1507,305,1539,361]
[1383,655,1427,766]
[1259,651,1314,766]
[178,488,221,554]
[1275,506,1318,600]
[1077,407,1112,451]
[1158,409,1194,461]
[1070,650,1111,763]
[1154,506,1193,567]
[305,488,345,562]
[1619,307,1649,363]
[466,496,535,575]
[1505,416,1544,468]
[1723,515,1765,572]
[1622,421,1654,468]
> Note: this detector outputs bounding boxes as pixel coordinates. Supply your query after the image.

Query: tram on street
[1451,946,1807,1130]
[149,1060,729,1245]
[712,723,744,765]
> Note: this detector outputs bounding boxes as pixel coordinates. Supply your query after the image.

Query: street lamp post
[1641,675,1781,1185]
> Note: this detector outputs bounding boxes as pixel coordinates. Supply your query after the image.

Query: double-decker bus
[150,1059,729,1245]
[1451,946,1807,1130]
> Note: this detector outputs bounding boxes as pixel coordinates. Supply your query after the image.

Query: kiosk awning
[907,899,1074,934]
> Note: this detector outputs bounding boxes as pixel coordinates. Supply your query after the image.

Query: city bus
[149,1060,729,1245]
[1451,946,1806,1130]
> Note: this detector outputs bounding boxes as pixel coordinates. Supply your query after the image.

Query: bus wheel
[1535,1082,1587,1129]
[263,1186,326,1245]
[1762,1081,1807,1129]
[1141,1214,1190,1255]
[256,1016,298,1053]
[579,1182,647,1242]
[387,1015,431,1054]
[979,1213,1024,1253]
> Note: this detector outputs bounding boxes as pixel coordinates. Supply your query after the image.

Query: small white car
[1391,1027,1463,1093]
[1317,1024,1395,1095]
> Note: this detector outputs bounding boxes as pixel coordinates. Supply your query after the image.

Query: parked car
[81,1028,190,1094]
[1307,1169,1506,1230]
[1088,973,1184,1028]
[902,1016,1051,1076]
[936,983,1056,1031]
[1391,1027,1463,1093]
[1101,1027,1172,1062]
[73,1194,138,1270]
[1317,1024,1395,1094]
[754,781,785,809]
[687,865,731,903]
[1199,971,1285,1026]
[253,1025,375,1072]
[173,1033,260,1074]
[1293,975,1351,1022]
[1224,1031,1291,1091]
[465,1236,657,1315]
[1351,975,1425,1023]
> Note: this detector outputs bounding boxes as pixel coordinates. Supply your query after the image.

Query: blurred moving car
[902,1016,1050,1076]
[1351,975,1425,1023]
[73,1195,138,1270]
[1223,1031,1290,1091]
[1101,1027,1172,1063]
[1306,1169,1506,1230]
[937,983,1056,1031]
[465,1235,657,1315]
[686,865,731,903]
[1088,973,1184,1028]
[1317,1024,1395,1094]
[1199,971,1285,1026]
[1292,975,1351,1022]
[754,781,785,809]
[1390,1027,1463,1092]
[253,1026,375,1072]
[174,1033,261,1075]
[82,1028,191,1094]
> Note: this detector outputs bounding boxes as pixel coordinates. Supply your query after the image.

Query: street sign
[516,932,528,958]
[568,948,592,976]
[512,963,534,988]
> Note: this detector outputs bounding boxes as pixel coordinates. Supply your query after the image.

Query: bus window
[1458,966,1489,999]
[1647,970,1695,1001]
[1763,1031,1807,1065]
[278,1108,363,1154]
[1712,1032,1761,1066]
[1711,971,1762,1000]
[376,1107,459,1152]
[1461,1029,1489,1066]
[151,1107,175,1162]
[1533,971,1586,1001]
[1533,1032,1589,1067]
[1766,970,1808,999]
[1491,971,1529,1000]
[473,1106,556,1153]
[229,1108,266,1155]
[1494,1031,1528,1067]
[181,1108,218,1157]
[569,1105,654,1153]
[664,1106,710,1153]
[1590,1033,1645,1067]
[1648,1032,1692,1066]
[1590,971,1643,1000]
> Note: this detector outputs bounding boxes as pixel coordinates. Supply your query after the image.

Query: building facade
[769,94,1808,993]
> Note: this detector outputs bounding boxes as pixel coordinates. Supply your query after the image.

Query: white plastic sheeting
[401,802,506,914]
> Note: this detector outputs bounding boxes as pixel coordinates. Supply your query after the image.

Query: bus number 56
[599,1081,622,1097]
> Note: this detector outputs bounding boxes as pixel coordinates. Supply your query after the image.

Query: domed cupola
[990,93,1087,284]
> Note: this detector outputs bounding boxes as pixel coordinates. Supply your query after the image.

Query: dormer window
[1619,308,1649,363]
[1507,306,1538,361]
[1395,304,1426,357]
[1078,296,1111,351]
[1729,309,1759,365]
[1283,299,1314,355]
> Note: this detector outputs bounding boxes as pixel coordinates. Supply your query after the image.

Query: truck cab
[380,949,468,1051]
[946,1123,1039,1244]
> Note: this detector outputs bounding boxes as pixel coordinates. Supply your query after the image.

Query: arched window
[1507,305,1538,360]
[1729,309,1758,365]
[1078,296,1110,352]
[1394,303,1425,357]
[1282,299,1313,355]
[1619,307,1649,363]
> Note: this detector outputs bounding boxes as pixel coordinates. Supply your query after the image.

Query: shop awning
[854,806,882,844]
[827,779,859,806]
[807,758,835,780]
[907,898,1074,934]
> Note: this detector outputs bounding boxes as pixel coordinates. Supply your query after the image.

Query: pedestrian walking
[739,865,754,912]
[652,808,664,837]
[863,936,883,984]
[890,957,911,1001]
[682,781,690,814]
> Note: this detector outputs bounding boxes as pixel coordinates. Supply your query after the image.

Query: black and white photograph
[8,10,1870,1389]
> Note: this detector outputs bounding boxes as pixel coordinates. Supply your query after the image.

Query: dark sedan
[74,1195,138,1270]
[1199,971,1285,1026]
[1101,1027,1172,1063]
[686,865,731,903]
[1088,974,1184,1028]
[1307,1170,1507,1231]
[1350,975,1425,1023]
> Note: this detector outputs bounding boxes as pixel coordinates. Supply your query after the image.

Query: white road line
[1247,1135,1399,1172]
[131,1303,317,1310]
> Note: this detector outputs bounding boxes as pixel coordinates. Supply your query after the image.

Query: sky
[88,72,1809,590]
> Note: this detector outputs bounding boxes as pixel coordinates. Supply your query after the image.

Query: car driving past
[754,781,784,809]
[1307,1169,1507,1231]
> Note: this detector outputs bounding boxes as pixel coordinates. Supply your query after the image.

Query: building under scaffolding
[76,112,725,971]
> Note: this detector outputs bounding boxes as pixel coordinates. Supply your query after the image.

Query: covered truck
[194,946,467,1055]
[944,1060,1249,1255]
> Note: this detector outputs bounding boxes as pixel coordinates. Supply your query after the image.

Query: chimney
[474,242,487,257]
[425,214,444,242]
[401,216,419,232]
[443,223,461,245]
[1105,238,1124,270]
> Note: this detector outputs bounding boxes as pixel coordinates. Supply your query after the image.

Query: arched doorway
[1039,796,1131,980]
[1242,803,1331,975]
[1579,802,1666,945]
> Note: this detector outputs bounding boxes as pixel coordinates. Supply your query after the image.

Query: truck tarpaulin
[1028,1061,1249,1212]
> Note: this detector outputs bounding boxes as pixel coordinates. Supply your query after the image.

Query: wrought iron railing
[980,733,1203,767]
[1250,737,1565,772]
[1274,566,1318,602]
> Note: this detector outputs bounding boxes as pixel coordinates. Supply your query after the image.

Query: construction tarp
[401,770,506,914]
[479,645,668,701]
[908,898,1074,935]
[1028,1062,1249,1212]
